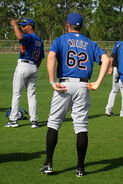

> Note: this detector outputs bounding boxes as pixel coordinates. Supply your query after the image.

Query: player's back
[19,33,44,63]
[53,32,104,79]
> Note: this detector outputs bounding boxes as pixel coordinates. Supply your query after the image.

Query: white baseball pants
[48,78,90,134]
[105,67,123,113]
[9,60,38,122]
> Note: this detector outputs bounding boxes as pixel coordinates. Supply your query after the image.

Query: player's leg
[76,132,88,176]
[5,65,25,127]
[71,82,90,176]
[47,90,71,130]
[119,80,123,117]
[105,67,119,115]
[40,89,71,174]
[40,127,58,174]
[26,70,38,128]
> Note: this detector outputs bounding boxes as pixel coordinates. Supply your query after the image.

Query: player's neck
[70,30,80,33]
[27,30,34,34]
[68,28,80,33]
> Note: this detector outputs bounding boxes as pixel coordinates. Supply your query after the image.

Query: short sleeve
[50,38,60,57]
[19,34,31,46]
[93,42,106,64]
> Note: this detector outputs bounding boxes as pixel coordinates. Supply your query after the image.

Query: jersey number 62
[67,50,88,70]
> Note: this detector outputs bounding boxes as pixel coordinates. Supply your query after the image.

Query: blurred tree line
[0,0,122,41]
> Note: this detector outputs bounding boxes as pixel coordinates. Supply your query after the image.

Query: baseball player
[5,18,45,128]
[105,40,123,116]
[40,12,110,177]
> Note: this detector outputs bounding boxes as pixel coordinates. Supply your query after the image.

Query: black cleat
[76,168,86,177]
[40,163,53,174]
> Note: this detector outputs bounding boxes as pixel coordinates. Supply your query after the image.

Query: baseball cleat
[31,121,39,128]
[106,111,114,116]
[40,163,53,174]
[76,168,86,177]
[4,120,19,128]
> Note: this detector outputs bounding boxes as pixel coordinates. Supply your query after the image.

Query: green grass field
[0,54,122,184]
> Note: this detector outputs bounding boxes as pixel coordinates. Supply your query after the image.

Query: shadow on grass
[19,121,47,127]
[0,151,46,163]
[51,156,123,175]
[0,107,10,112]
[85,156,123,174]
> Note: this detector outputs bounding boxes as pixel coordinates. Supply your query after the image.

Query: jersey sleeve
[93,42,106,64]
[49,38,60,56]
[40,41,45,60]
[19,34,31,46]
[111,43,118,57]
[111,41,121,57]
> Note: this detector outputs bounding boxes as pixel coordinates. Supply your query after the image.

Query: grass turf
[0,54,122,184]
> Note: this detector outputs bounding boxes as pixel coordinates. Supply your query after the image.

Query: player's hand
[86,82,99,91]
[10,19,19,27]
[52,82,67,92]
[107,67,113,75]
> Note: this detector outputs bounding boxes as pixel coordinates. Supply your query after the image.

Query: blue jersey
[111,41,123,57]
[50,32,105,79]
[19,33,45,64]
[117,43,123,83]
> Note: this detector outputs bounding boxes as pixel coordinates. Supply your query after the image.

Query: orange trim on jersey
[20,45,26,53]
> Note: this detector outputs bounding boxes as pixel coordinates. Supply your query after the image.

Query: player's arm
[10,19,23,40]
[47,51,67,92]
[107,56,114,75]
[86,54,110,90]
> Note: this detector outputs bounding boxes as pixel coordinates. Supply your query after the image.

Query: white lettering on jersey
[35,41,41,47]
[68,39,88,50]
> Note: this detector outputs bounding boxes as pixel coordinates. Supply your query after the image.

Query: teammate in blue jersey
[105,41,123,116]
[5,18,45,128]
[40,13,109,177]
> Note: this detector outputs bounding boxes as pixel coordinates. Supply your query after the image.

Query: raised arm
[10,19,23,40]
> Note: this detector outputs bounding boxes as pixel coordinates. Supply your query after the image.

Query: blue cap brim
[18,22,28,26]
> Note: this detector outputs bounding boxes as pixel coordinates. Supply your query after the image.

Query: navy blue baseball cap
[18,18,35,28]
[66,12,83,26]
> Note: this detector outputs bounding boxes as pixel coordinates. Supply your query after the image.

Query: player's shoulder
[115,41,123,47]
[118,42,123,50]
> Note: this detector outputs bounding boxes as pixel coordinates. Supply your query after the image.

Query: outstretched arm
[86,54,110,90]
[47,51,67,92]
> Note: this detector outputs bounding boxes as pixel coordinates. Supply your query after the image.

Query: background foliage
[0,0,122,41]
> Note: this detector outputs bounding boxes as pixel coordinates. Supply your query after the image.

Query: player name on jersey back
[68,39,88,50]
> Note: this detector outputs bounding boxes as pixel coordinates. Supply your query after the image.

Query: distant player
[5,18,45,128]
[105,41,123,116]
[40,12,110,177]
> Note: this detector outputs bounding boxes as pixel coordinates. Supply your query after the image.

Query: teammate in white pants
[105,41,123,116]
[5,18,45,128]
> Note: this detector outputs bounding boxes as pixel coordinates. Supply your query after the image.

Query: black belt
[21,59,35,64]
[59,78,88,82]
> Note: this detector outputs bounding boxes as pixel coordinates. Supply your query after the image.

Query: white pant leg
[10,65,25,121]
[106,67,120,111]
[71,82,90,134]
[48,89,72,130]
[119,80,123,115]
[26,70,38,122]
